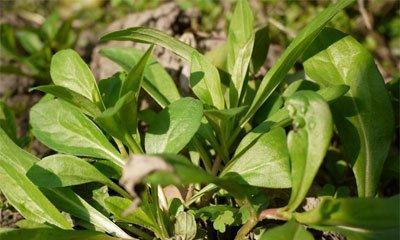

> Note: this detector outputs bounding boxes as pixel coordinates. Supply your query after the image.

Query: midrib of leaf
[64,56,93,99]
[324,47,371,196]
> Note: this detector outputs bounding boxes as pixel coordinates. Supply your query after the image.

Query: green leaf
[295,196,400,240]
[213,210,235,233]
[0,24,19,59]
[251,26,270,74]
[26,154,128,198]
[0,129,72,229]
[190,51,225,109]
[240,0,354,127]
[204,105,248,122]
[50,49,102,104]
[145,98,203,154]
[32,85,102,118]
[0,101,17,142]
[100,27,196,61]
[285,91,333,212]
[99,47,180,108]
[42,188,131,238]
[121,45,154,96]
[227,0,254,107]
[30,99,124,167]
[303,28,394,197]
[174,211,197,240]
[41,12,61,40]
[16,29,43,54]
[260,220,314,240]
[0,228,121,240]
[222,127,291,188]
[104,196,161,236]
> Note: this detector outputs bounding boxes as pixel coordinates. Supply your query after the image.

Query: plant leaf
[42,188,131,239]
[32,85,102,117]
[30,99,124,167]
[174,211,197,240]
[303,28,394,197]
[0,101,17,142]
[222,127,291,188]
[100,27,196,61]
[0,228,122,240]
[0,129,72,229]
[190,51,225,109]
[16,29,43,54]
[99,47,180,108]
[51,49,102,104]
[295,196,400,240]
[227,0,254,107]
[145,98,203,154]
[240,0,354,127]
[251,26,270,74]
[285,91,333,212]
[260,220,314,240]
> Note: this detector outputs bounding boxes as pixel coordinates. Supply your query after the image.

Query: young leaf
[100,27,196,61]
[227,0,255,107]
[285,91,333,212]
[145,98,203,154]
[0,129,72,229]
[121,45,154,96]
[251,26,270,74]
[260,220,314,240]
[32,85,102,118]
[295,196,400,240]
[0,228,122,240]
[42,188,131,239]
[240,0,354,127]
[303,28,394,197]
[190,51,225,109]
[16,29,43,54]
[30,99,124,167]
[174,212,197,240]
[50,49,102,104]
[99,47,180,108]
[222,127,291,188]
[27,154,129,198]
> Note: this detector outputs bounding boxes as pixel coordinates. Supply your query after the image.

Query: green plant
[0,0,398,239]
[0,12,76,85]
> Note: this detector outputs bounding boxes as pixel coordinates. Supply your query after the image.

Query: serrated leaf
[285,91,333,212]
[260,220,314,240]
[213,210,235,233]
[303,28,394,197]
[30,99,124,167]
[145,98,203,154]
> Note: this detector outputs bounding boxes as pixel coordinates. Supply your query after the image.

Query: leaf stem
[235,198,258,240]
[192,136,213,173]
[125,133,143,154]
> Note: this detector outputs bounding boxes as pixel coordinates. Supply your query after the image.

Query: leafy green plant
[0,12,76,85]
[0,0,398,239]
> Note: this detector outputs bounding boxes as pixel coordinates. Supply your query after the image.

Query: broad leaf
[303,28,394,197]
[260,220,314,240]
[99,47,180,108]
[32,85,102,117]
[174,212,197,240]
[0,129,71,229]
[295,196,400,240]
[0,228,121,240]
[240,0,354,127]
[190,51,225,109]
[30,99,124,167]
[100,27,196,61]
[42,188,131,239]
[145,98,203,154]
[285,91,333,212]
[227,0,255,107]
[222,127,291,188]
[104,196,161,236]
[51,49,102,104]
[27,154,128,198]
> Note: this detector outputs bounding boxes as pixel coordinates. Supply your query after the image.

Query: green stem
[192,137,213,173]
[151,184,169,239]
[108,181,132,200]
[114,137,128,157]
[125,133,143,154]
[235,198,258,240]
